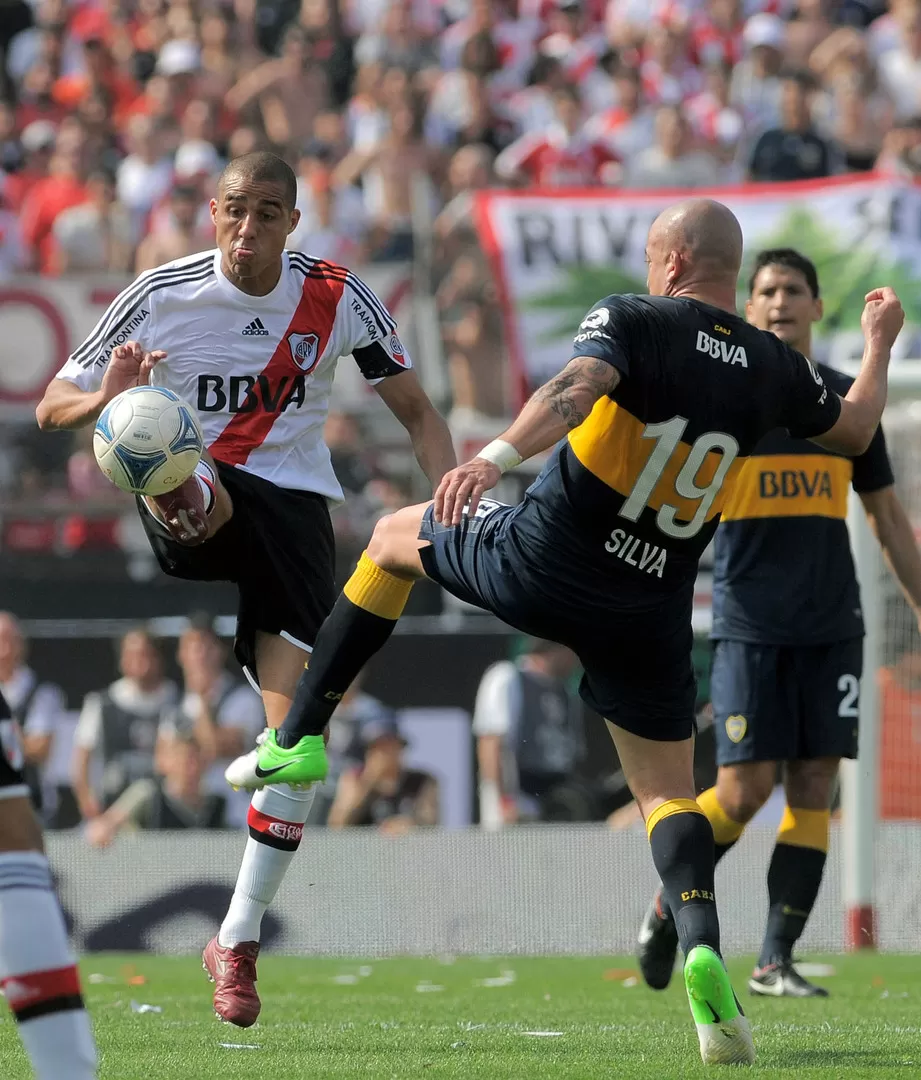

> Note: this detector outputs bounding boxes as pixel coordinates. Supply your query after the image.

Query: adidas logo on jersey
[241,318,269,336]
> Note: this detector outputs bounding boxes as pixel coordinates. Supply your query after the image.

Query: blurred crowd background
[4,0,921,534]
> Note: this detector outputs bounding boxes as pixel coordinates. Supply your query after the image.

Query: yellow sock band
[697,786,746,847]
[778,806,830,853]
[342,552,414,621]
[646,798,705,841]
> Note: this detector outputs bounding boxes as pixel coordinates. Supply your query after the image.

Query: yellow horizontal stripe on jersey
[721,453,852,521]
[568,399,743,523]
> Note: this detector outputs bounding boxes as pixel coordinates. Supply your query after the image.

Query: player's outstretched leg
[0,769,97,1079]
[750,799,832,998]
[638,786,746,990]
[205,783,316,1026]
[611,725,754,1067]
[226,505,428,792]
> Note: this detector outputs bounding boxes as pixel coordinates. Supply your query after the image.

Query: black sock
[758,843,827,968]
[649,805,721,957]
[276,596,399,745]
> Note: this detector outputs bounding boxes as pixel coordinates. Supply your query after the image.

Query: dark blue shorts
[710,639,863,765]
[419,501,697,741]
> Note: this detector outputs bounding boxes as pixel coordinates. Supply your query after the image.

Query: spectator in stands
[583,62,655,160]
[224,24,327,151]
[3,120,55,214]
[84,732,226,846]
[355,0,438,74]
[731,13,786,131]
[156,621,264,828]
[748,69,841,181]
[51,169,135,275]
[876,114,921,176]
[309,670,395,824]
[495,84,619,186]
[116,114,175,233]
[0,612,68,822]
[686,61,747,172]
[71,627,178,820]
[823,72,890,171]
[0,176,23,280]
[328,713,439,833]
[623,104,722,188]
[135,182,210,272]
[20,118,89,273]
[503,55,566,137]
[472,639,585,828]
[877,1,921,121]
[640,20,703,106]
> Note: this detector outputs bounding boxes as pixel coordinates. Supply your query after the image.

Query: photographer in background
[473,639,587,828]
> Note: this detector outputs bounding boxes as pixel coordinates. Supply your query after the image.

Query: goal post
[843,361,921,950]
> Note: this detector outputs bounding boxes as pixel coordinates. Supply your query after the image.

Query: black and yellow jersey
[503,294,842,618]
[711,363,893,646]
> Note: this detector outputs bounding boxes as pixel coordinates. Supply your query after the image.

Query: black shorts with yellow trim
[419,501,698,741]
[710,638,862,765]
[140,461,336,684]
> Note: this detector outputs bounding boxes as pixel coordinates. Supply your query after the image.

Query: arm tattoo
[532,358,621,429]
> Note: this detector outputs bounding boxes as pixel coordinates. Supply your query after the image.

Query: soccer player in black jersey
[227,201,905,1066]
[638,249,921,999]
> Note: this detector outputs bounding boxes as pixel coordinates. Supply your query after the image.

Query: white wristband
[476,439,522,474]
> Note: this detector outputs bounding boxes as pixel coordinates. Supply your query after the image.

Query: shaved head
[649,199,743,276]
[218,151,297,211]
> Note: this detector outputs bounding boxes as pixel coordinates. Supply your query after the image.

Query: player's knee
[366,506,426,577]
[717,768,774,823]
[0,796,44,853]
[784,758,839,810]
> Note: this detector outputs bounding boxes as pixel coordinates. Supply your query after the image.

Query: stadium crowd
[2,0,920,528]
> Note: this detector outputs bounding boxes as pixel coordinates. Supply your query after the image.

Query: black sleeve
[569,295,633,377]
[851,422,895,494]
[779,344,842,439]
[747,133,769,180]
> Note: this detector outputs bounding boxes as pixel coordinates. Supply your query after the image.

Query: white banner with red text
[474,177,921,405]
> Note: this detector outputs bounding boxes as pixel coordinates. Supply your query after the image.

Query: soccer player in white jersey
[36,152,456,1027]
[0,689,98,1079]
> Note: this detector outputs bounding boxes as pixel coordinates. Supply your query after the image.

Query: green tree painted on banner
[522,205,921,344]
[524,264,647,342]
[740,207,921,333]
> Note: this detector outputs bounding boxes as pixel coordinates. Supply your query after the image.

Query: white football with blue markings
[93,386,204,496]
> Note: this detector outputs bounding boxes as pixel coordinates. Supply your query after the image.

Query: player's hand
[861,287,904,351]
[85,817,116,848]
[100,340,168,403]
[434,458,502,527]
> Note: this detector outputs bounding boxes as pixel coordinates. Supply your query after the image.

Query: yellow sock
[777,806,830,853]
[645,798,705,841]
[342,552,414,621]
[696,786,746,847]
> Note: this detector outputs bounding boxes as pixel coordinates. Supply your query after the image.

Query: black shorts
[140,462,336,683]
[710,639,863,765]
[419,502,697,741]
[0,691,29,800]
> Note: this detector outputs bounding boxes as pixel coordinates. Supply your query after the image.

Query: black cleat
[637,890,679,990]
[749,959,830,998]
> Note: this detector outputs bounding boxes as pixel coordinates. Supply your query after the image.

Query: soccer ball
[93,386,204,496]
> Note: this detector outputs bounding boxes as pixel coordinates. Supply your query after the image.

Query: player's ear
[288,208,301,235]
[744,298,753,322]
[813,296,823,324]
[209,198,218,224]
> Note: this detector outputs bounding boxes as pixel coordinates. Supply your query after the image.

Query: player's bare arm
[811,287,903,456]
[36,341,166,431]
[435,356,621,526]
[860,485,921,633]
[373,370,457,489]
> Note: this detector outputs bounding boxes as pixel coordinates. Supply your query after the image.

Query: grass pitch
[0,954,918,1078]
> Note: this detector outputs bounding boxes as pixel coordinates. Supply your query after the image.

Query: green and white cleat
[684,945,756,1066]
[224,729,328,791]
